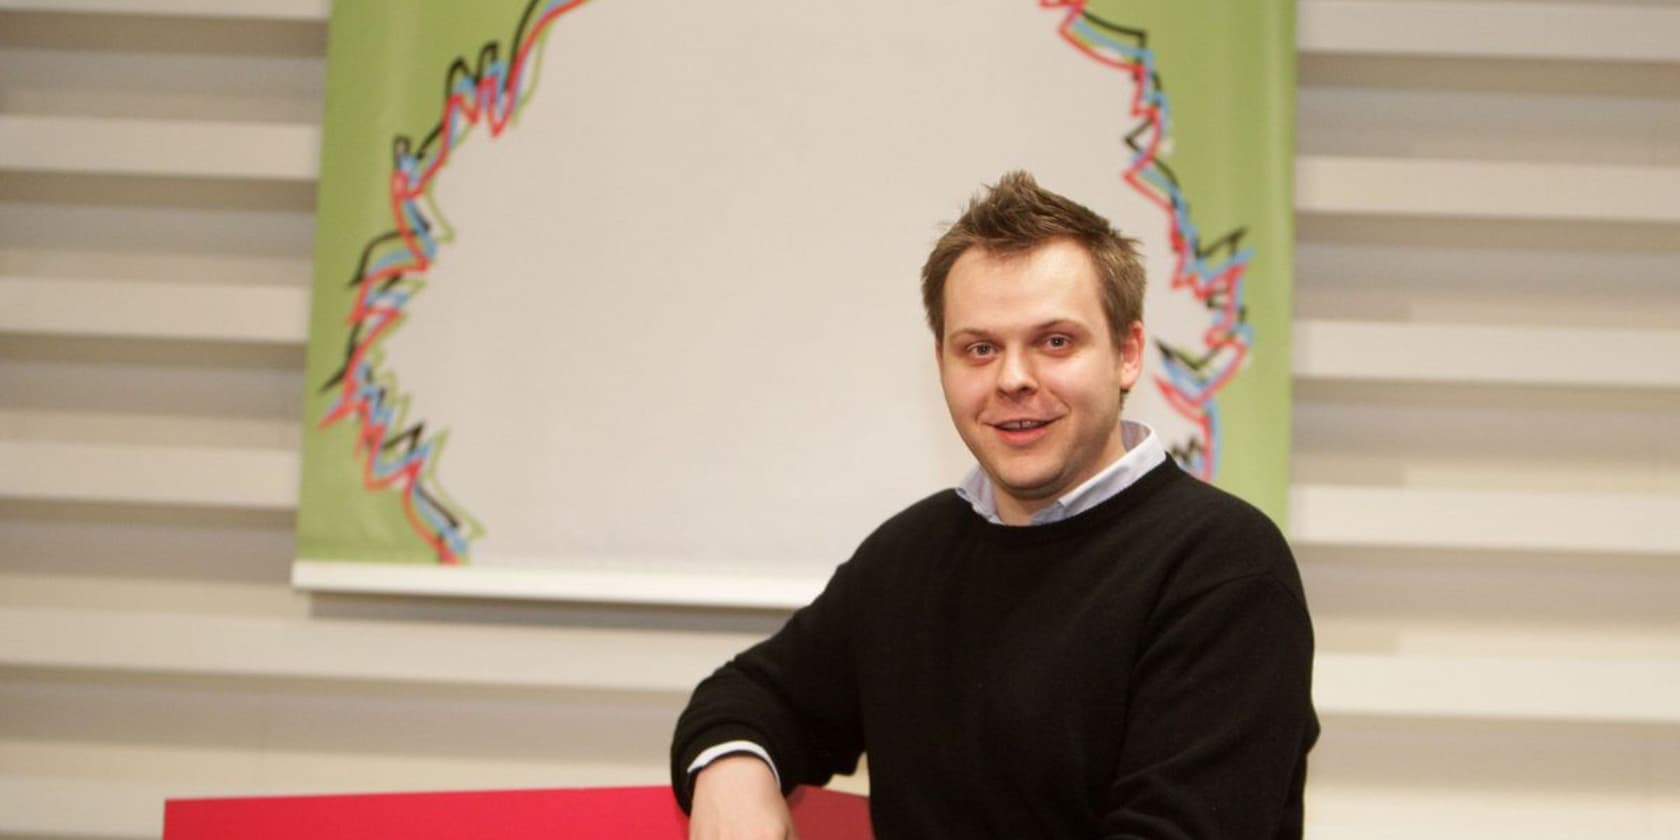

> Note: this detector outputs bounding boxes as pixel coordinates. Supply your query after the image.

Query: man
[671,172,1317,839]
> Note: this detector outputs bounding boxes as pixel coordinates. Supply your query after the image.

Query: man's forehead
[946,244,1103,311]
[943,283,1106,339]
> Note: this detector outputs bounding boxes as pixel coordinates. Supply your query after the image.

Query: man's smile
[989,416,1059,446]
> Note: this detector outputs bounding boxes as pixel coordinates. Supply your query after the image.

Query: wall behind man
[1,1,1677,837]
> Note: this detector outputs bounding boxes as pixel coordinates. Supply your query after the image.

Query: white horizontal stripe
[1297,156,1680,224]
[0,776,180,839]
[1293,320,1680,389]
[1298,0,1680,64]
[0,0,327,20]
[1291,484,1680,556]
[0,440,296,509]
[0,605,754,694]
[1315,654,1680,725]
[0,115,318,181]
[0,276,309,343]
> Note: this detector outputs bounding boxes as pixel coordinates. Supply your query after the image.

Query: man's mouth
[990,417,1056,445]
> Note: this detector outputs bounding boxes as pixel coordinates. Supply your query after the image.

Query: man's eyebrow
[1035,318,1087,333]
[949,319,1088,338]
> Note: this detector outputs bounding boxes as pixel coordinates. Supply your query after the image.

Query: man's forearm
[687,754,796,840]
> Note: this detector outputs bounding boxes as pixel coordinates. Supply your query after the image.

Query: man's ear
[1118,320,1145,392]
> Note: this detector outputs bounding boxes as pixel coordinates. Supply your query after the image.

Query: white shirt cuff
[687,740,782,789]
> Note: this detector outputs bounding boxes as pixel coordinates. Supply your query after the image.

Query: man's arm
[1100,572,1318,839]
[670,556,868,814]
[686,754,796,840]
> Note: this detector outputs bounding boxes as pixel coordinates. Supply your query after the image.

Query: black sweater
[671,460,1318,839]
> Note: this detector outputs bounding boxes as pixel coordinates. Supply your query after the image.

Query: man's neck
[994,439,1131,526]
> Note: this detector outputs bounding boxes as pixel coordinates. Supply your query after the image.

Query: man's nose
[995,347,1037,397]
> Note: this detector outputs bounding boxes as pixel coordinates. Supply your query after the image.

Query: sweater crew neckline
[956,457,1183,548]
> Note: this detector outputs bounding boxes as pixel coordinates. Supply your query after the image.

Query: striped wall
[2,1,1678,836]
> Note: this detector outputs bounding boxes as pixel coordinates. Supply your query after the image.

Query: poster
[295,0,1294,604]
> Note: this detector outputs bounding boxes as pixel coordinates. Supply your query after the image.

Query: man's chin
[990,471,1066,507]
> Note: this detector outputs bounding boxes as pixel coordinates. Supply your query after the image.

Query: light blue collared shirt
[954,420,1166,525]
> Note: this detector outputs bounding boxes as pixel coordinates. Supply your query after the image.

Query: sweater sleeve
[668,555,866,812]
[1100,572,1319,840]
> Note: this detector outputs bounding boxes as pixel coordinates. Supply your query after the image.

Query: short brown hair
[921,171,1144,348]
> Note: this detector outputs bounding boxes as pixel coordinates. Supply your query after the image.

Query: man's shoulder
[1159,467,1286,544]
[864,488,970,547]
[825,489,968,586]
[1122,465,1304,604]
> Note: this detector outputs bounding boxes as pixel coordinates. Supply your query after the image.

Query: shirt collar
[954,420,1167,526]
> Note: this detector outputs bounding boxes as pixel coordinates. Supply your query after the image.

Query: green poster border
[298,0,539,565]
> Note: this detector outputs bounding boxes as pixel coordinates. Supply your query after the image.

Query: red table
[165,785,872,839]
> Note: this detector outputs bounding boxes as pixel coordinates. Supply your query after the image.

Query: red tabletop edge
[163,785,872,840]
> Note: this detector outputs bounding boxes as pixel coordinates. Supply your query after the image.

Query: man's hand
[688,754,797,840]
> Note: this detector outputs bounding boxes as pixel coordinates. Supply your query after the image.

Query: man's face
[936,239,1144,524]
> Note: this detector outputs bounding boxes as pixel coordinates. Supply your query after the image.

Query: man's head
[922,172,1147,524]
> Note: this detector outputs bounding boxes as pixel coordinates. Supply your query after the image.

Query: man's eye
[1046,335,1071,349]
[968,343,995,357]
